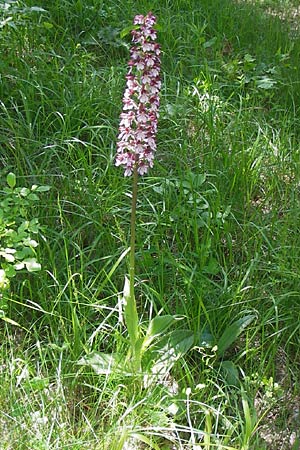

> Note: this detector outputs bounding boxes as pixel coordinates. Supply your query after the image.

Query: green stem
[124,164,141,372]
[129,165,138,313]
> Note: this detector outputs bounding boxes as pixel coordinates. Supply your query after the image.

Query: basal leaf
[150,329,194,375]
[78,352,124,375]
[220,360,240,386]
[217,315,256,357]
[142,314,179,351]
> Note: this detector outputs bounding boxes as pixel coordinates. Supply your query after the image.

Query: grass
[1,0,300,448]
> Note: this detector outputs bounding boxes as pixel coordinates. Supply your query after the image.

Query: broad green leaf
[6,172,16,189]
[34,185,51,192]
[217,315,256,357]
[195,328,215,348]
[256,76,276,89]
[220,360,240,386]
[142,315,178,351]
[150,329,194,375]
[78,352,124,375]
[122,275,139,348]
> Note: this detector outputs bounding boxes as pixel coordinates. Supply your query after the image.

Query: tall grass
[1,0,300,448]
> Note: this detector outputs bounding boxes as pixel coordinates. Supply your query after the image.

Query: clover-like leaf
[19,187,30,197]
[0,249,15,262]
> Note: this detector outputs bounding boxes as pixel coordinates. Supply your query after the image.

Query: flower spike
[116,12,161,176]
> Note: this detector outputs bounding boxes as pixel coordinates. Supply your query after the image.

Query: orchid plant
[115,12,162,372]
[79,12,192,378]
[79,13,255,381]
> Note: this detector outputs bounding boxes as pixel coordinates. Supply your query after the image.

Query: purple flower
[116,12,161,176]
